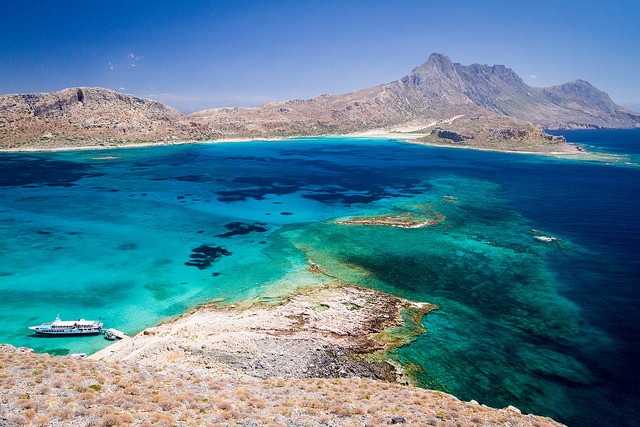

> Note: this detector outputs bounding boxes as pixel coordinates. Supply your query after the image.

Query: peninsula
[1,54,638,152]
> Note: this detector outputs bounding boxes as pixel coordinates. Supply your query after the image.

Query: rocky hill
[0,87,188,149]
[1,54,638,150]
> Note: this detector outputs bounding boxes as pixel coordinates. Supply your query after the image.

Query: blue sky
[1,0,638,113]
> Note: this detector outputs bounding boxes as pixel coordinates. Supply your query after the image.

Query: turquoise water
[1,132,639,426]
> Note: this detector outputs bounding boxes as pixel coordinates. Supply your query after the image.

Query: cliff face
[1,54,638,149]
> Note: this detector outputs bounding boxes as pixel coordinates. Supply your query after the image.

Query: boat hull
[29,328,102,335]
[28,317,103,336]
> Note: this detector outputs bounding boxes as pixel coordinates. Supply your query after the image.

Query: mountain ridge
[1,53,638,150]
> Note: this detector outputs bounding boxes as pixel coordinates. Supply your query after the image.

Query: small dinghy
[104,330,117,340]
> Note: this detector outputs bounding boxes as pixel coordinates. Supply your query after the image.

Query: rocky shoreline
[90,281,436,385]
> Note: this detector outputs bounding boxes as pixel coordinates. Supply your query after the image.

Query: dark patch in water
[185,245,232,270]
[280,212,293,216]
[216,177,299,201]
[210,160,433,205]
[118,243,137,250]
[216,222,268,238]
[0,155,103,187]
[218,195,246,202]
[302,193,375,204]
[174,174,212,182]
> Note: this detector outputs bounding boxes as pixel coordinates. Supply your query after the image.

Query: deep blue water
[0,130,638,426]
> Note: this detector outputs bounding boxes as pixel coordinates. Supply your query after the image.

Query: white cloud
[530,74,537,79]
[109,62,114,70]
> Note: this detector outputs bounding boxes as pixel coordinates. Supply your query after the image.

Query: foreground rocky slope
[1,54,638,150]
[0,344,565,427]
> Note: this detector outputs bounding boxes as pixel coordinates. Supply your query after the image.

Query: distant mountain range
[1,53,638,149]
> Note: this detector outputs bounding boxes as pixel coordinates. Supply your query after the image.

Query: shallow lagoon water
[1,131,639,426]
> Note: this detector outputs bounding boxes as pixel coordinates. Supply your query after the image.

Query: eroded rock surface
[90,283,435,382]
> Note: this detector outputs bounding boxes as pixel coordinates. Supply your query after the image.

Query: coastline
[1,278,566,425]
[0,130,619,163]
[404,139,584,156]
[0,130,427,154]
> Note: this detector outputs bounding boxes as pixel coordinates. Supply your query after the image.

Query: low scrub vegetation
[0,344,563,426]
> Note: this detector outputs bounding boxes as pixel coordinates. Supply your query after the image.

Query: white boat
[29,315,103,335]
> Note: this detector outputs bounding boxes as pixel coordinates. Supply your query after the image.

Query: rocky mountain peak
[425,52,455,69]
[404,53,457,80]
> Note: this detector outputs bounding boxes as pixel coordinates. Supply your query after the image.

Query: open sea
[1,129,638,426]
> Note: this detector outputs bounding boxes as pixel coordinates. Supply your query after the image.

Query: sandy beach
[0,131,425,153]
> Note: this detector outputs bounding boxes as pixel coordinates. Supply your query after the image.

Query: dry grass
[0,344,565,426]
